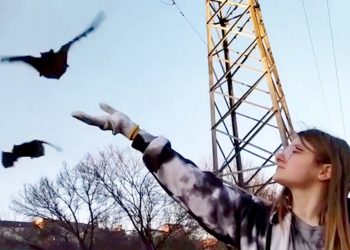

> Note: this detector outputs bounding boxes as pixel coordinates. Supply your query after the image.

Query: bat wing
[1,140,62,168]
[1,55,44,73]
[41,141,63,152]
[59,11,106,53]
[2,152,17,168]
[1,140,44,168]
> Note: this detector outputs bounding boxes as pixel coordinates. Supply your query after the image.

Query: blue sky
[0,0,349,219]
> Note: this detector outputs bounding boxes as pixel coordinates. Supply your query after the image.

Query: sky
[0,0,349,219]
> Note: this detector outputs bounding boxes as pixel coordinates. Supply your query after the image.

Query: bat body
[1,12,105,79]
[2,50,68,79]
[2,140,62,168]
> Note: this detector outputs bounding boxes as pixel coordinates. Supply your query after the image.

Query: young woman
[72,103,350,250]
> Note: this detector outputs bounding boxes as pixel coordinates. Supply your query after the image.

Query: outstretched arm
[72,103,272,247]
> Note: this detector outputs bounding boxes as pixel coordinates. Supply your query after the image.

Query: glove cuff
[128,124,140,140]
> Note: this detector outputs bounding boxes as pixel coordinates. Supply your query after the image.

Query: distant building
[159,223,184,233]
[201,237,218,250]
[0,220,35,241]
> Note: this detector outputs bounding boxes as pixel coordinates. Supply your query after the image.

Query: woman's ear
[318,164,332,181]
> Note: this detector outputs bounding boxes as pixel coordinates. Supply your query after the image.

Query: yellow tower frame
[206,0,294,189]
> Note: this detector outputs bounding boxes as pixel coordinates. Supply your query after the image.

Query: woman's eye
[293,149,301,153]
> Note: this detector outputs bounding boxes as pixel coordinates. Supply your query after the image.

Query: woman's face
[273,136,322,188]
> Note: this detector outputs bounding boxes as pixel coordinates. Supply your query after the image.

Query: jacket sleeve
[132,130,272,247]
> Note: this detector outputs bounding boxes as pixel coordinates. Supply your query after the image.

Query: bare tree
[165,199,202,235]
[81,147,196,250]
[245,174,279,202]
[11,159,115,250]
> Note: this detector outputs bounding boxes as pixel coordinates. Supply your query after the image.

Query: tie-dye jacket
[132,131,293,250]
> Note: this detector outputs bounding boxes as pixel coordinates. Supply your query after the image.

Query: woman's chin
[272,173,283,184]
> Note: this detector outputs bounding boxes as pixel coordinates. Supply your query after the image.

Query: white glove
[71,103,140,140]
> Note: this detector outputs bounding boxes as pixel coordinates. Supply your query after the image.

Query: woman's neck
[290,187,326,226]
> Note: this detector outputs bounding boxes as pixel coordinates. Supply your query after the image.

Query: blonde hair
[274,129,350,250]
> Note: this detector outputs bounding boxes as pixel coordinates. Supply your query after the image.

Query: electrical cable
[326,0,347,138]
[300,0,333,131]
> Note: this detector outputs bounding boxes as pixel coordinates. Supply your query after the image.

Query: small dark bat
[1,11,105,79]
[2,140,62,168]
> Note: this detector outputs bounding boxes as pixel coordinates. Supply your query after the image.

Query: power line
[326,0,347,138]
[159,0,173,6]
[300,0,332,131]
[160,0,207,45]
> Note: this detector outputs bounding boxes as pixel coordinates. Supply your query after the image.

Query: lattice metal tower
[206,0,294,189]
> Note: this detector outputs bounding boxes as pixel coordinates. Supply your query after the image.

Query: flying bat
[2,140,62,168]
[0,11,105,79]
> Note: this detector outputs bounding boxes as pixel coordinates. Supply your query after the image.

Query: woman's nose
[275,150,285,163]
[275,145,294,163]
